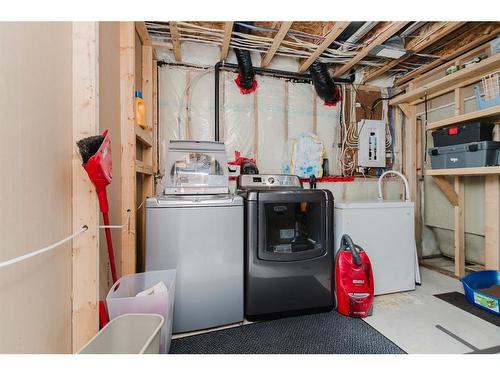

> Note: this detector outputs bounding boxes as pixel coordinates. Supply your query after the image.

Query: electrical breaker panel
[357,119,386,168]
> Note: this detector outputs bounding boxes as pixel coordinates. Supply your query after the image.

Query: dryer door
[257,190,327,262]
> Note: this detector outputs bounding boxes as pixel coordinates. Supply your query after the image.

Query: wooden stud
[485,176,500,270]
[119,22,136,276]
[454,87,464,116]
[71,21,99,353]
[454,176,465,277]
[152,59,158,192]
[135,22,151,46]
[432,176,459,207]
[284,80,289,140]
[335,22,409,77]
[312,90,317,135]
[220,22,234,61]
[169,22,182,62]
[253,91,259,159]
[364,22,466,82]
[396,25,500,87]
[261,21,293,68]
[298,22,351,73]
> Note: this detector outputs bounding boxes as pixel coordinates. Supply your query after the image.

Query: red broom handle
[102,212,118,284]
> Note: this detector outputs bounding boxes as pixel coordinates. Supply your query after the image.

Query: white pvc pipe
[377,170,411,202]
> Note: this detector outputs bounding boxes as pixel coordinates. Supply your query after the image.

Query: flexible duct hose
[233,23,255,90]
[309,61,341,104]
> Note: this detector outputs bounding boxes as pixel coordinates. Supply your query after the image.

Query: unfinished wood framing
[454,177,465,277]
[364,22,466,82]
[169,22,182,62]
[119,22,136,276]
[220,22,234,61]
[391,54,500,105]
[431,176,459,207]
[335,22,409,77]
[485,176,500,270]
[396,43,500,275]
[71,21,99,353]
[135,22,151,46]
[396,24,500,87]
[261,21,293,68]
[298,22,350,73]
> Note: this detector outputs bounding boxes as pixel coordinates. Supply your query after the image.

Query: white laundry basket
[78,314,164,354]
[106,270,176,354]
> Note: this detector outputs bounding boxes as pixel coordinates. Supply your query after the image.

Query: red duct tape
[235,74,258,94]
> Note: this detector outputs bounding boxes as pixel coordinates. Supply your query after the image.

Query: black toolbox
[431,122,494,147]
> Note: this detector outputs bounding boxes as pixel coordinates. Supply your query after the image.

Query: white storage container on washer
[106,269,176,354]
[334,171,420,296]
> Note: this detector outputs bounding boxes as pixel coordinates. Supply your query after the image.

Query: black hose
[233,22,255,90]
[341,234,362,266]
[309,61,341,104]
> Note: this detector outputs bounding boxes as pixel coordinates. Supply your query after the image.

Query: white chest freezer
[334,200,417,295]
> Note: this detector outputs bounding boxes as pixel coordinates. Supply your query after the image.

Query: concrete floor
[364,267,500,354]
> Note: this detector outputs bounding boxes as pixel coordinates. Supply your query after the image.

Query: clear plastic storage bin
[78,314,164,354]
[106,270,176,354]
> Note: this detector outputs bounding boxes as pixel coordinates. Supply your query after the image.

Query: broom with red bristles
[76,129,117,328]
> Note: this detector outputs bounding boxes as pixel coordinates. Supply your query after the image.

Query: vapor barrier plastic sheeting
[159,64,340,176]
[256,76,286,174]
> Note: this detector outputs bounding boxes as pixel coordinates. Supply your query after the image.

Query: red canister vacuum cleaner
[76,129,116,327]
[335,234,374,318]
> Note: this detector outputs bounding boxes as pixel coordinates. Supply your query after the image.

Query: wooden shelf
[136,160,154,175]
[390,54,500,105]
[135,124,153,147]
[427,105,500,131]
[425,166,500,176]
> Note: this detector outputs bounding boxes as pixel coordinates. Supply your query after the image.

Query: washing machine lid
[147,194,243,208]
[334,200,414,209]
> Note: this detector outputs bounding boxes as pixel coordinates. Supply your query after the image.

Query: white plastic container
[78,314,164,354]
[106,270,176,353]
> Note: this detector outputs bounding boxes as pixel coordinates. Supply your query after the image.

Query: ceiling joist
[364,22,466,82]
[334,21,409,77]
[169,21,182,62]
[298,21,351,73]
[220,22,234,61]
[261,21,294,68]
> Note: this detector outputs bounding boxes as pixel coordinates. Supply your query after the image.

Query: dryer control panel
[237,174,302,190]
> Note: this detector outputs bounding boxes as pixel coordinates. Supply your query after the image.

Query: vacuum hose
[309,61,341,105]
[341,234,362,266]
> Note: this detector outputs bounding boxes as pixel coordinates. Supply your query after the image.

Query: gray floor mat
[170,310,405,354]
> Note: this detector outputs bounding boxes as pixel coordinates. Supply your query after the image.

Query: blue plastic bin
[461,270,500,316]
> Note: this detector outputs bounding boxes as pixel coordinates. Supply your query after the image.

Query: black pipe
[215,62,221,141]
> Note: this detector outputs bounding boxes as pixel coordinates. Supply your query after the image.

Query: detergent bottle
[135,90,146,128]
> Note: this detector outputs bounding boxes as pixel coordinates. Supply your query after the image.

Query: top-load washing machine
[146,141,243,333]
[237,174,334,320]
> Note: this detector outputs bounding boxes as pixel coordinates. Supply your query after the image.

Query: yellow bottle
[135,91,146,128]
